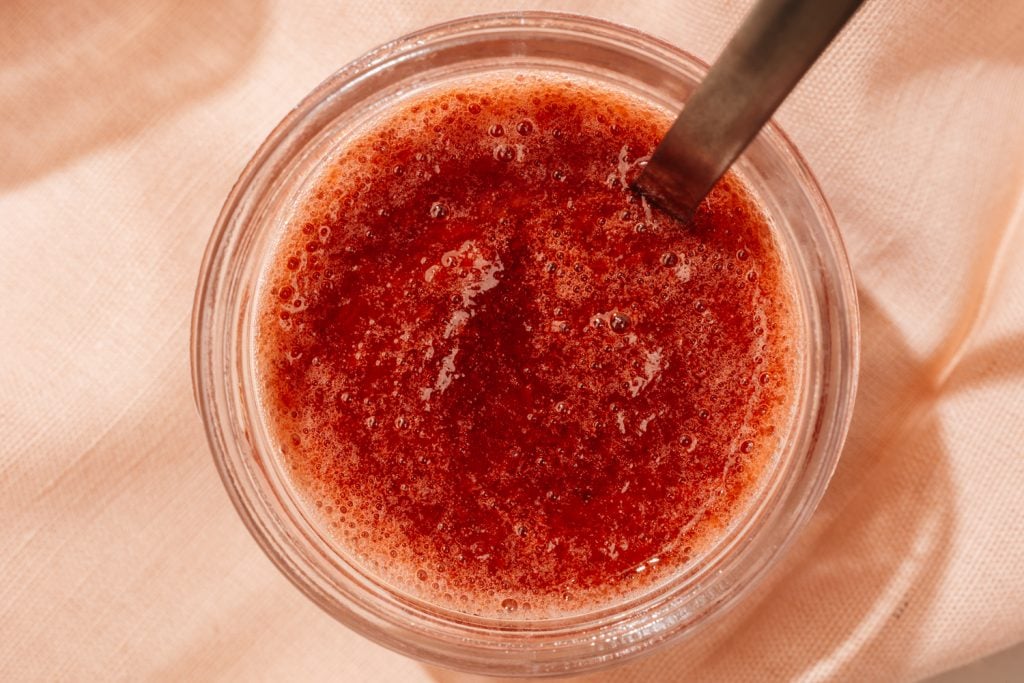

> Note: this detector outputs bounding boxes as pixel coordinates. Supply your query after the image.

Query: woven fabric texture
[2,1,1023,680]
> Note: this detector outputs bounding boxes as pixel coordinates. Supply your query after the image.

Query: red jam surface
[256,75,797,617]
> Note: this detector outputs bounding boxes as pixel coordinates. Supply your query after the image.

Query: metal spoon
[634,0,866,220]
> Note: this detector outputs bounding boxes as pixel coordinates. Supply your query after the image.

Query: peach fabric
[2,0,1023,680]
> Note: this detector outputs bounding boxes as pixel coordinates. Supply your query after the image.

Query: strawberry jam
[255,75,798,617]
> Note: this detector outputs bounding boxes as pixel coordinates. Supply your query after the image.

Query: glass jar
[191,11,859,677]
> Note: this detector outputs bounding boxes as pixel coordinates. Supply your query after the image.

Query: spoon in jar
[634,0,866,220]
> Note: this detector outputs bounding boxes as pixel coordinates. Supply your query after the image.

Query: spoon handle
[635,0,865,219]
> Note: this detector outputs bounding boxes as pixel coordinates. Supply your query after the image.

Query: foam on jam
[255,75,798,617]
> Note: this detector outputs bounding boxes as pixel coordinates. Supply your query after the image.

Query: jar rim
[192,10,859,677]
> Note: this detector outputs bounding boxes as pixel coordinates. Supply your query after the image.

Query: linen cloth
[2,0,1023,680]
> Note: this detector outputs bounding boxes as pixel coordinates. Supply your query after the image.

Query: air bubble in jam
[493,144,516,162]
[256,75,797,619]
[610,313,630,333]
